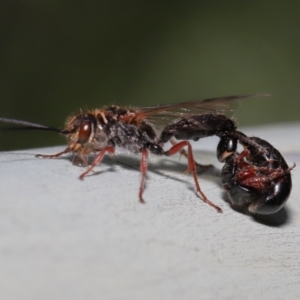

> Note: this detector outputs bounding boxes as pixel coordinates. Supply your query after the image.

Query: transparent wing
[133,94,269,128]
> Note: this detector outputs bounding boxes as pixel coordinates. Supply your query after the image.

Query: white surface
[0,122,300,300]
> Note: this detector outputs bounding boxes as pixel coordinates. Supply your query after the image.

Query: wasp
[0,94,272,213]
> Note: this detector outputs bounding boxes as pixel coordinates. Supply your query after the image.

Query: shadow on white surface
[0,123,299,299]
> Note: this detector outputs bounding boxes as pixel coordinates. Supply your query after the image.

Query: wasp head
[64,113,108,154]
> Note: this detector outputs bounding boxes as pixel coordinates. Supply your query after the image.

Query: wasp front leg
[35,145,74,159]
[79,146,115,180]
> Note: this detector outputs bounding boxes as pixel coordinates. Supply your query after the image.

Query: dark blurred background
[0,1,300,150]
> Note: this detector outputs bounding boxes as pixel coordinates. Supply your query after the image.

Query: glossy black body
[221,136,292,215]
[159,114,236,143]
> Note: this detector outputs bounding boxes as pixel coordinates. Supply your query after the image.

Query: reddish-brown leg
[35,146,73,159]
[166,141,222,213]
[236,163,296,190]
[237,149,251,161]
[262,163,296,180]
[79,146,115,180]
[138,148,148,203]
[169,138,214,170]
[235,150,296,190]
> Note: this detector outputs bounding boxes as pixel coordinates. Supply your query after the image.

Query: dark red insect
[220,133,295,214]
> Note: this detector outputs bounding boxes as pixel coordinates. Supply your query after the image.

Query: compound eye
[78,120,92,144]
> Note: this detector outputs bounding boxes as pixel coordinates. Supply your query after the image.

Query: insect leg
[35,145,74,159]
[165,141,222,213]
[79,146,115,180]
[138,148,149,204]
[169,138,214,171]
